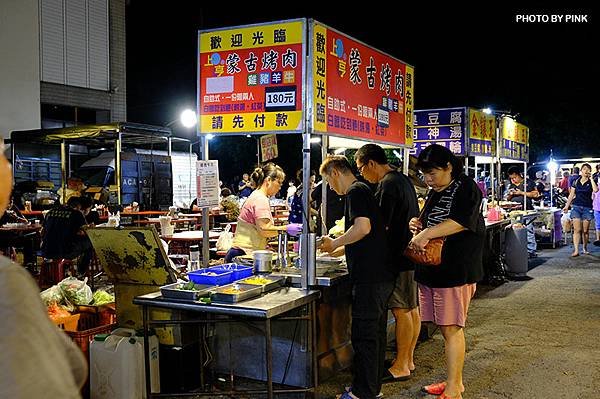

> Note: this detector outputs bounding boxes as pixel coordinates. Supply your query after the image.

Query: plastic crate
[76,303,116,325]
[65,312,117,360]
[188,268,233,286]
[208,264,253,282]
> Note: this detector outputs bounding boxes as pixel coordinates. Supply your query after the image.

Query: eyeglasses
[357,162,367,175]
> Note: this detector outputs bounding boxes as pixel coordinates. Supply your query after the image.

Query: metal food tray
[160,282,216,301]
[239,275,286,293]
[211,283,263,303]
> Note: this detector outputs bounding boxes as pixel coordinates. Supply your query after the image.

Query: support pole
[300,131,316,289]
[61,140,67,204]
[403,147,410,175]
[201,136,210,268]
[116,133,122,205]
[320,135,329,235]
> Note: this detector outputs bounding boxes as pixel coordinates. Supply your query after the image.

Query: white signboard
[196,160,220,208]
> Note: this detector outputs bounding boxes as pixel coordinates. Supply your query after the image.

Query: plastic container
[188,268,233,286]
[207,263,253,282]
[90,333,144,399]
[111,328,161,396]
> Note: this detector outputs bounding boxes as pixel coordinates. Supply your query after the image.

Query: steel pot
[253,250,273,273]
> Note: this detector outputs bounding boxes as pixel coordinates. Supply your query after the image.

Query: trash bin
[505,225,528,277]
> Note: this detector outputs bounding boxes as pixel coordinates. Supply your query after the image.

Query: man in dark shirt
[41,196,93,275]
[355,144,419,382]
[506,166,539,256]
[319,155,393,399]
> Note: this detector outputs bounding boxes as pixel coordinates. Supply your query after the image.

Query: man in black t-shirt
[41,196,93,275]
[506,167,539,256]
[355,144,419,382]
[319,155,393,399]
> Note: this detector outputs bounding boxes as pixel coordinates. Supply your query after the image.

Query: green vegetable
[92,290,115,305]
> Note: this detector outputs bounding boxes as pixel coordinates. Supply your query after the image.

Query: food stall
[125,18,416,398]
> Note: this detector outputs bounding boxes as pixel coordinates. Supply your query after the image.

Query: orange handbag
[403,194,445,266]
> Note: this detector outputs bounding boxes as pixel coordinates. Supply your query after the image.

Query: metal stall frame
[8,123,189,207]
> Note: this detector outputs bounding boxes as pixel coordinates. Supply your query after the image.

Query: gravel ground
[316,242,600,399]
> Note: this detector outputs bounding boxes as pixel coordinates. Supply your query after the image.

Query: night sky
[126,4,597,183]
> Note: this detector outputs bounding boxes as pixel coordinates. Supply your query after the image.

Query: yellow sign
[502,117,528,144]
[200,21,304,52]
[200,111,302,132]
[312,23,327,133]
[260,134,278,162]
[198,19,305,135]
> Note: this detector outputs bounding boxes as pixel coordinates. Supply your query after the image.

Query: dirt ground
[316,242,600,399]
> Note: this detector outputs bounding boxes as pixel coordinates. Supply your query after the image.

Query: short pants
[418,283,476,328]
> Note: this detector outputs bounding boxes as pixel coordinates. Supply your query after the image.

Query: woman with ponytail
[225,163,302,262]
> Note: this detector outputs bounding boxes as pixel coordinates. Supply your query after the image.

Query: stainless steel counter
[133,286,320,319]
[272,267,350,287]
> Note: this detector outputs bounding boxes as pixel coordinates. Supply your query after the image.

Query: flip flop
[571,253,579,257]
[381,369,410,383]
[422,382,446,395]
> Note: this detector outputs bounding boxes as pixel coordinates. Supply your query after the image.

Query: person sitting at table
[0,196,28,225]
[238,173,254,198]
[0,197,38,269]
[219,188,240,222]
[224,163,302,262]
[41,196,93,276]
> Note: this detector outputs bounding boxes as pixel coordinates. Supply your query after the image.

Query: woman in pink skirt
[409,145,485,399]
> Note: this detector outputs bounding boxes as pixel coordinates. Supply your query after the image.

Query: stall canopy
[8,122,189,147]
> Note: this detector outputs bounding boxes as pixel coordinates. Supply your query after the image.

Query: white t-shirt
[0,256,87,398]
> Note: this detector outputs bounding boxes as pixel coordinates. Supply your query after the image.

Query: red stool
[40,258,75,288]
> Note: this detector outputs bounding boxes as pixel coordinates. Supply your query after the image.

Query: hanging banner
[468,109,496,157]
[501,117,529,162]
[310,21,413,146]
[260,134,278,162]
[412,107,467,156]
[196,160,220,208]
[198,19,305,135]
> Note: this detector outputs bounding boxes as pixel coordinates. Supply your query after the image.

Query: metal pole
[256,136,261,166]
[167,136,172,156]
[201,136,210,268]
[464,156,469,177]
[61,140,67,204]
[496,116,503,204]
[11,141,15,182]
[116,133,122,205]
[301,131,315,289]
[523,161,528,211]
[403,147,410,176]
[320,135,329,235]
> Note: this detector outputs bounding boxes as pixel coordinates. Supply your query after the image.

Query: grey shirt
[0,256,87,398]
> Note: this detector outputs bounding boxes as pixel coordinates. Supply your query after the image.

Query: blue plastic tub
[207,264,253,282]
[187,269,233,286]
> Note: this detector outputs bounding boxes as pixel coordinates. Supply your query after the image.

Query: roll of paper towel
[159,216,174,235]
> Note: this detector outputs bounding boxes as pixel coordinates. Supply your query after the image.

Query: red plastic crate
[65,312,116,360]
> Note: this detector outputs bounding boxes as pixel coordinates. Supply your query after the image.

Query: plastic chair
[40,258,75,287]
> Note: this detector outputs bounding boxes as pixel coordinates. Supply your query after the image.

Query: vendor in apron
[224,163,302,262]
